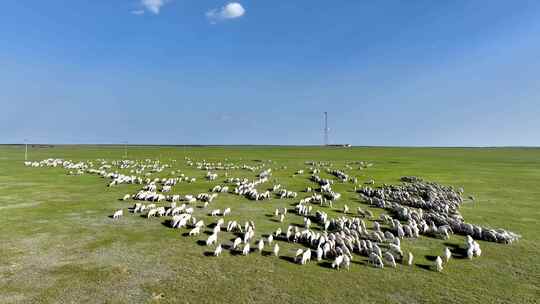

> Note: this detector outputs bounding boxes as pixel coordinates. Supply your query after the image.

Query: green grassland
[0,145,539,304]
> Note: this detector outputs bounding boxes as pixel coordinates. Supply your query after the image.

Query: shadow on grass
[444,242,468,259]
[196,240,206,246]
[203,251,214,257]
[416,263,432,271]
[161,220,173,228]
[279,256,297,264]
[425,255,438,261]
[261,251,273,257]
[318,261,334,269]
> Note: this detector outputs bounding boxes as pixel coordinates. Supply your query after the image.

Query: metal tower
[324,112,329,146]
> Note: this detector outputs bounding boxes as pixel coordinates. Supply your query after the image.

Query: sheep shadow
[444,242,468,259]
[107,215,114,219]
[425,255,438,261]
[352,259,368,266]
[222,244,232,250]
[229,249,242,256]
[196,240,206,246]
[416,263,432,271]
[318,261,334,269]
[279,256,297,264]
[261,251,273,257]
[161,220,173,228]
[269,218,281,223]
[181,232,190,237]
[203,251,214,257]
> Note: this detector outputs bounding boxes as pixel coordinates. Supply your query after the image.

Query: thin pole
[24,139,28,161]
[324,112,329,146]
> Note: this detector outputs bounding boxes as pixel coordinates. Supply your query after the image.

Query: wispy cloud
[140,0,169,15]
[131,10,145,15]
[206,2,245,23]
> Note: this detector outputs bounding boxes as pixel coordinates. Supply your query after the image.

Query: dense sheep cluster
[357,178,521,244]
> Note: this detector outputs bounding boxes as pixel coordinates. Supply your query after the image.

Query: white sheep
[435,256,443,272]
[232,237,242,250]
[112,209,123,219]
[122,194,130,201]
[332,255,344,270]
[267,234,273,244]
[273,243,280,256]
[279,214,285,223]
[407,252,414,266]
[189,226,200,236]
[443,247,452,263]
[295,248,304,263]
[473,241,482,257]
[343,255,351,270]
[214,244,222,256]
[258,239,264,252]
[343,205,349,214]
[242,243,251,255]
[316,246,323,261]
[211,209,221,216]
[383,252,397,268]
[300,249,311,265]
[206,233,218,246]
[223,208,231,216]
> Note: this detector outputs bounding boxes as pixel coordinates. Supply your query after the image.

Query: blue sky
[2,1,540,146]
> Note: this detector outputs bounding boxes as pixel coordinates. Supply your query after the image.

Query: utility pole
[24,139,28,161]
[323,112,329,146]
[123,141,128,159]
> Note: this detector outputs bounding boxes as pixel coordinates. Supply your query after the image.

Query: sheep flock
[24,157,520,273]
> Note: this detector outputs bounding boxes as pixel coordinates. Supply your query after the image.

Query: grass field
[0,145,539,304]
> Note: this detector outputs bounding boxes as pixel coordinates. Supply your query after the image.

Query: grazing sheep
[242,243,251,256]
[435,256,443,272]
[472,241,482,257]
[300,249,311,265]
[223,208,231,216]
[443,247,452,263]
[214,244,222,256]
[206,233,218,246]
[232,237,242,250]
[343,255,351,270]
[273,243,280,256]
[211,209,221,216]
[122,194,130,201]
[189,226,201,236]
[368,253,384,269]
[295,248,304,263]
[332,255,344,270]
[383,252,397,268]
[267,235,273,244]
[407,252,414,266]
[279,214,285,223]
[258,239,264,252]
[343,205,349,214]
[112,209,123,219]
[316,246,323,261]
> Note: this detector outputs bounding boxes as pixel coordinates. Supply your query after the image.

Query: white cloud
[141,0,169,15]
[206,2,245,23]
[131,10,145,15]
